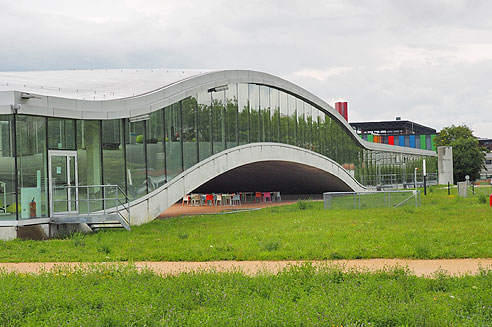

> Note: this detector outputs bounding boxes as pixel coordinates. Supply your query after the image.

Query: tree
[434,125,486,182]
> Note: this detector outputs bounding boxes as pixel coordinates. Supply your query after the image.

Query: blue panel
[399,135,405,147]
[409,135,416,148]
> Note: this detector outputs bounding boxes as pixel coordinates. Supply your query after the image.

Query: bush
[478,194,487,204]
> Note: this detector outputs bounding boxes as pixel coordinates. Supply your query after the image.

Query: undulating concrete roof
[0,69,209,100]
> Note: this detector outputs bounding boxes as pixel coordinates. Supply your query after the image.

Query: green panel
[431,134,436,151]
[420,134,426,150]
[367,134,374,142]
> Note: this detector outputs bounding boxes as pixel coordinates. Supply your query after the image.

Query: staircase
[50,213,131,231]
[50,184,131,232]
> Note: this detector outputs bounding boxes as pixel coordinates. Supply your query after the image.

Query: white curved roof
[0,69,209,100]
[0,69,436,157]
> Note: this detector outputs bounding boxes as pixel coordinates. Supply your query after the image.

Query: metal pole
[448,182,450,195]
[424,175,427,195]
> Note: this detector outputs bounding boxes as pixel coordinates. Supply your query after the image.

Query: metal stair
[50,184,131,233]
[50,213,131,231]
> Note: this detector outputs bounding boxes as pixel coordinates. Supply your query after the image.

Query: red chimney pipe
[335,101,348,121]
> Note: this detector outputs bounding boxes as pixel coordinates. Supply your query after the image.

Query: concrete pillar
[438,146,454,185]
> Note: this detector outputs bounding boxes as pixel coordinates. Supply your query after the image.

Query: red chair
[255,192,262,203]
[262,192,272,203]
[205,194,214,206]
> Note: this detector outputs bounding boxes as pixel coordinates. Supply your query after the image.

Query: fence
[323,190,420,210]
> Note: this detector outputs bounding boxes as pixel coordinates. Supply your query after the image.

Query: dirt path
[158,200,299,218]
[2,259,492,277]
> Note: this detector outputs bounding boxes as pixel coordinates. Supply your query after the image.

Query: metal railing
[323,190,420,209]
[52,184,130,226]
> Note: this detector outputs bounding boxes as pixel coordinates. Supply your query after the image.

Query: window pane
[16,115,48,219]
[249,84,260,143]
[126,120,147,200]
[197,91,212,160]
[270,88,280,143]
[182,97,198,170]
[165,103,183,181]
[212,90,226,154]
[48,118,76,149]
[102,119,126,193]
[279,91,288,144]
[288,94,297,145]
[296,98,304,148]
[77,120,102,213]
[225,84,238,148]
[238,84,249,144]
[260,86,270,142]
[147,110,166,192]
[305,103,313,150]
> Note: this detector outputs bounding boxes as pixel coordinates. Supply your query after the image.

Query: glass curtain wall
[16,116,48,219]
[147,110,166,192]
[1,82,441,221]
[126,120,147,200]
[165,103,183,181]
[211,90,226,154]
[197,91,212,160]
[238,84,249,144]
[259,86,271,142]
[225,85,238,148]
[182,96,198,170]
[76,120,102,213]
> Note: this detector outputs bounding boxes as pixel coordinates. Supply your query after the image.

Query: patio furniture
[182,194,190,206]
[231,194,241,206]
[215,194,222,206]
[205,194,214,206]
[255,192,262,203]
[262,192,272,203]
[191,194,201,206]
[222,193,232,206]
[274,191,281,202]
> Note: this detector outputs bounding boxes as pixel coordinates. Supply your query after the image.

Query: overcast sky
[1,0,491,137]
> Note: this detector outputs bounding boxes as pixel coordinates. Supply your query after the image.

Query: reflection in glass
[212,90,226,154]
[182,97,198,170]
[249,84,260,143]
[77,120,102,213]
[279,91,288,144]
[238,84,249,144]
[48,118,76,150]
[225,84,238,148]
[270,88,280,143]
[16,115,48,219]
[102,119,126,193]
[259,86,270,142]
[165,103,183,181]
[288,94,297,145]
[147,110,166,192]
[126,120,147,200]
[197,91,212,160]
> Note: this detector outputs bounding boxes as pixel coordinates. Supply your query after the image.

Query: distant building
[350,119,437,151]
[478,138,492,181]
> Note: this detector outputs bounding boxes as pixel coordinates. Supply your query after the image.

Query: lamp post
[423,159,427,195]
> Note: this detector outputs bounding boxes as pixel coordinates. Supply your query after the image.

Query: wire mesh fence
[323,190,420,210]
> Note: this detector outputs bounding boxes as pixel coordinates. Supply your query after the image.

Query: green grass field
[2,264,492,326]
[1,186,491,262]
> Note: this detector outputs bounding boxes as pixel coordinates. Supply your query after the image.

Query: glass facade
[0,82,437,220]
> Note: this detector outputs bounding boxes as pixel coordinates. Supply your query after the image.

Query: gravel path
[2,259,492,277]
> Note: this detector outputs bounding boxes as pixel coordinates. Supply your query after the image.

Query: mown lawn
[1,186,492,262]
[2,264,492,326]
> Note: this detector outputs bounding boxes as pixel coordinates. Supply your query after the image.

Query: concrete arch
[123,143,366,225]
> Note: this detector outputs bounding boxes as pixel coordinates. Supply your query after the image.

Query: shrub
[478,194,487,204]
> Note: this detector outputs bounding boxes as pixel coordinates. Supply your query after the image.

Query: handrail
[52,184,130,226]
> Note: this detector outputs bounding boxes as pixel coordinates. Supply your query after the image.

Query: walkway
[158,200,299,219]
[2,259,492,277]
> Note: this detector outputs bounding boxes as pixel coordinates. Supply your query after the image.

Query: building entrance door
[48,151,78,215]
